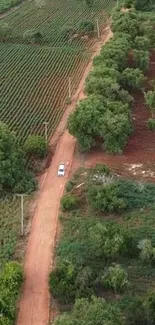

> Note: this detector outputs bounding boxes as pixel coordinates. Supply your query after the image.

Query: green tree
[134,36,150,51]
[120,68,145,90]
[54,296,124,325]
[144,90,155,118]
[85,76,120,98]
[60,25,75,41]
[133,50,150,72]
[61,194,78,211]
[137,239,154,263]
[0,122,36,194]
[102,111,132,153]
[77,20,94,34]
[68,96,105,151]
[102,264,129,293]
[87,65,119,82]
[100,47,128,71]
[111,10,141,40]
[135,0,153,11]
[147,118,155,131]
[23,29,42,44]
[144,290,155,324]
[24,135,48,158]
[87,183,126,213]
[0,22,11,42]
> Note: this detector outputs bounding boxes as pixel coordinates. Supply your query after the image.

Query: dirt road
[17,28,112,325]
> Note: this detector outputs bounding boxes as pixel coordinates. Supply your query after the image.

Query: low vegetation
[50,165,155,324]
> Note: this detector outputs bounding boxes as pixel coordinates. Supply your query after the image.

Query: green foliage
[125,296,147,325]
[0,122,37,194]
[87,183,126,213]
[120,68,145,90]
[54,296,124,325]
[77,20,95,34]
[23,29,42,44]
[61,194,78,211]
[60,25,75,41]
[134,36,150,51]
[117,178,155,209]
[133,50,150,72]
[0,262,23,323]
[135,0,153,11]
[0,23,11,42]
[144,290,155,323]
[111,10,141,40]
[147,118,155,131]
[0,0,22,13]
[138,239,155,264]
[85,76,120,98]
[102,111,132,153]
[24,135,48,158]
[49,262,77,303]
[145,91,155,118]
[102,264,129,293]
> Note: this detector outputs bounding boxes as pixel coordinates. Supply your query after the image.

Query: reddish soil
[17,26,112,325]
[71,52,155,182]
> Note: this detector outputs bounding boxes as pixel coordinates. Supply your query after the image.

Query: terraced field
[0,0,114,142]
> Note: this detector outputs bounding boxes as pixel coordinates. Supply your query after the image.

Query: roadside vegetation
[50,164,155,324]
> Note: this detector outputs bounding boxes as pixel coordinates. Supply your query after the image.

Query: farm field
[0,0,114,143]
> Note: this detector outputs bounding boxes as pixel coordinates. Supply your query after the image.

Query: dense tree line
[68,8,154,153]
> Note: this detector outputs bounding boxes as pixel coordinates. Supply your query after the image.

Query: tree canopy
[0,122,36,194]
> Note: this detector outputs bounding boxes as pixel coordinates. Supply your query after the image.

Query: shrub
[137,239,155,264]
[85,76,120,99]
[144,290,155,323]
[133,50,150,72]
[87,183,126,213]
[24,135,48,158]
[77,20,94,34]
[61,194,78,211]
[0,262,23,322]
[54,296,123,325]
[147,118,155,131]
[49,262,77,303]
[144,91,155,118]
[0,22,11,42]
[102,264,129,293]
[125,297,147,325]
[23,29,42,43]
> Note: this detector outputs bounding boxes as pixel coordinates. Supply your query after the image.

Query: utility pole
[16,194,27,236]
[96,19,100,38]
[43,121,49,142]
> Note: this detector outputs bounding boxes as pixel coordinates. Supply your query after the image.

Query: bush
[0,22,11,42]
[0,262,23,322]
[61,194,78,211]
[24,135,48,158]
[133,50,150,72]
[60,26,75,41]
[87,183,126,213]
[49,262,77,303]
[54,296,123,325]
[23,29,42,43]
[134,36,150,51]
[120,68,145,90]
[144,290,155,323]
[77,20,94,34]
[125,297,147,325]
[102,264,129,293]
[138,239,155,264]
[147,118,155,131]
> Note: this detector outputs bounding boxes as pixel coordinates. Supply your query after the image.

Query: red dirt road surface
[17,27,112,325]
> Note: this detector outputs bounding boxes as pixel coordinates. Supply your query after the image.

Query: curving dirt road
[17,27,112,325]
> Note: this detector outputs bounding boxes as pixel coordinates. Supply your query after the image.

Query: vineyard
[0,0,114,142]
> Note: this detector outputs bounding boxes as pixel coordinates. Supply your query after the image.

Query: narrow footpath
[17,27,112,325]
